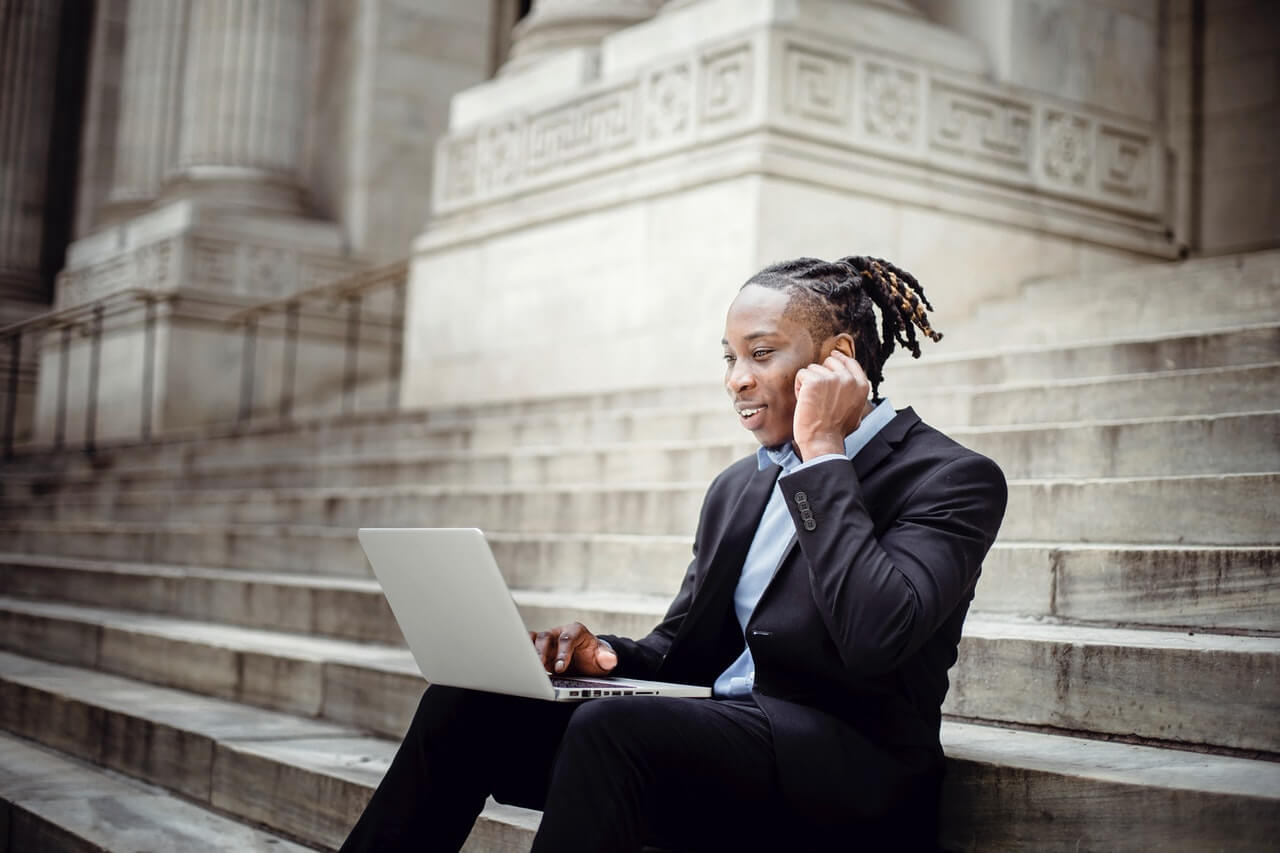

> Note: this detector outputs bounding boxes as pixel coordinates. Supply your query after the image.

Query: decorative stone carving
[191,238,237,289]
[645,63,693,142]
[784,44,851,127]
[442,134,478,203]
[478,120,525,192]
[1042,111,1092,188]
[862,60,918,143]
[133,239,174,291]
[929,84,1032,172]
[700,45,752,125]
[527,86,638,175]
[433,32,1163,229]
[1097,126,1151,201]
[245,246,294,298]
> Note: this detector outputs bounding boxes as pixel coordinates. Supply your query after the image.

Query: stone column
[0,0,62,302]
[104,0,190,216]
[663,0,921,13]
[168,0,309,214]
[505,0,663,73]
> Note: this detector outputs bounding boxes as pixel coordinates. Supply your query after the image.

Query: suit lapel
[688,461,779,611]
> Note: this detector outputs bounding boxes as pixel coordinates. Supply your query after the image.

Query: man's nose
[727,362,756,393]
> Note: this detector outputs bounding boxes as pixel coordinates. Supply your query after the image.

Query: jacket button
[804,518,817,531]
[795,491,807,503]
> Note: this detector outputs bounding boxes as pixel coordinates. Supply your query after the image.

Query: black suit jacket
[600,408,1007,831]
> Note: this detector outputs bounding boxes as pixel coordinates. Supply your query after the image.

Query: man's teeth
[739,407,762,417]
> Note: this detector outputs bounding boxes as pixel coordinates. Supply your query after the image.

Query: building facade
[1,0,1277,436]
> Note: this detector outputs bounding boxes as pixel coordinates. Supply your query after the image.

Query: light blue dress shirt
[712,400,898,698]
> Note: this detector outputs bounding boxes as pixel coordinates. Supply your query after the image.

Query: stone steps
[937,721,1280,852]
[4,410,1276,496]
[4,321,1275,480]
[2,649,1277,852]
[9,472,1274,545]
[1,596,1276,754]
[886,321,1279,386]
[2,539,1277,634]
[0,650,532,852]
[947,250,1280,350]
[0,731,319,852]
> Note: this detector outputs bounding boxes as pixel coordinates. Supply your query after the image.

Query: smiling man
[341,255,1008,853]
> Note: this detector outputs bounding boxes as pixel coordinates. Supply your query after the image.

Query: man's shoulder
[898,410,1007,489]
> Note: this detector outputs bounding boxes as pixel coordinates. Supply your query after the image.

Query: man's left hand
[793,350,871,461]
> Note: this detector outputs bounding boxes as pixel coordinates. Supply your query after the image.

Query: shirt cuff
[790,452,847,474]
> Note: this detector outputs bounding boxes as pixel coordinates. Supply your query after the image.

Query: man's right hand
[531,622,618,676]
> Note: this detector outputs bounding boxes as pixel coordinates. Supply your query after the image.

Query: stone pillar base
[405,0,1175,408]
[30,199,369,443]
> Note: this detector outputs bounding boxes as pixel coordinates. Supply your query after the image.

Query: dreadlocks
[742,255,942,401]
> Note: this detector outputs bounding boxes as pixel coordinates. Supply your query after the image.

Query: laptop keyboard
[550,677,628,690]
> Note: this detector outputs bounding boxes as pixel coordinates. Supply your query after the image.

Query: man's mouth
[736,405,766,426]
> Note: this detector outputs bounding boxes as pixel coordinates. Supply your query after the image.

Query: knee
[560,698,656,759]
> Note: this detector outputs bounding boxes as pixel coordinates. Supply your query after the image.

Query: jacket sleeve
[777,452,1007,676]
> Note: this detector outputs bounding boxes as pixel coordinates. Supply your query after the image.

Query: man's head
[722,255,942,448]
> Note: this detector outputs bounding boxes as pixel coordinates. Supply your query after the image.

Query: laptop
[358,528,712,701]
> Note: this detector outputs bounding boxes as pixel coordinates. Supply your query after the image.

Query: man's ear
[821,332,856,360]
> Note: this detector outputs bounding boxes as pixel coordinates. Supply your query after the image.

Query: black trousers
[339,685,789,853]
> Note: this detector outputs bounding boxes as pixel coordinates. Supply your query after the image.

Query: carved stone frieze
[477,119,524,193]
[645,63,693,143]
[527,85,638,175]
[1097,125,1152,200]
[929,84,1031,172]
[191,237,237,289]
[245,246,295,298]
[1041,110,1092,188]
[862,60,918,144]
[783,44,851,127]
[700,44,752,125]
[433,31,1162,224]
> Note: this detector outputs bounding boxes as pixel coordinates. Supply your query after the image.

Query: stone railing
[6,260,408,453]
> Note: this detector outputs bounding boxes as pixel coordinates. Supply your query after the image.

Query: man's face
[722,284,821,449]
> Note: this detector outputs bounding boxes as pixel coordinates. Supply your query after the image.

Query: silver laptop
[358,528,711,701]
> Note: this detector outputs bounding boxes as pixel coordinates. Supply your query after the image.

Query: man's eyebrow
[721,331,778,346]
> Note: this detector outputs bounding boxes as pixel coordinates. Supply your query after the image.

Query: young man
[341,256,1007,852]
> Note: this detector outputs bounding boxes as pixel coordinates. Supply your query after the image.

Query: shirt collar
[755,398,896,471]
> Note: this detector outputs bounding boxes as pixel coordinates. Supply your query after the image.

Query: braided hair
[742,255,942,401]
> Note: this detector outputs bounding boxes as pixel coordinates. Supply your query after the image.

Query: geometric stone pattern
[56,232,358,310]
[435,30,1164,221]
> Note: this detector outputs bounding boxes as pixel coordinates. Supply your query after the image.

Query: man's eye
[723,354,736,363]
[752,350,771,359]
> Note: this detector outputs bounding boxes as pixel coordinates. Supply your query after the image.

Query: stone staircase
[1,250,1278,851]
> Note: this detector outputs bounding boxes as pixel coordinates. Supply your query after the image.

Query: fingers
[531,623,598,674]
[553,624,583,673]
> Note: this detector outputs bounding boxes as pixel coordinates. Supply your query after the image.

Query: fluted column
[105,0,189,214]
[0,0,62,300]
[169,0,308,214]
[504,0,663,74]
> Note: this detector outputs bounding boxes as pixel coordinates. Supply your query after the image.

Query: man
[341,255,1007,852]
